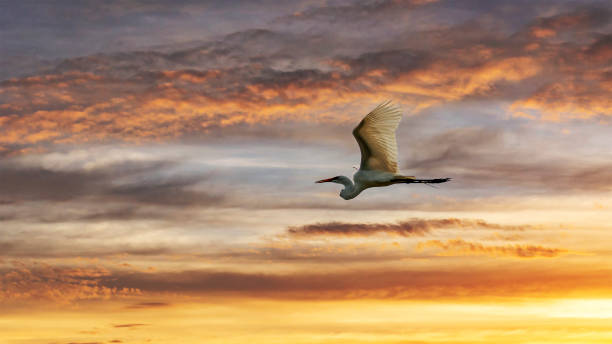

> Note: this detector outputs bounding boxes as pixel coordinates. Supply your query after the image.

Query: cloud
[0,156,222,207]
[102,264,612,300]
[126,302,171,309]
[0,49,535,153]
[113,323,147,328]
[281,0,438,23]
[509,7,611,121]
[0,262,139,303]
[4,255,612,302]
[404,127,612,193]
[527,6,611,38]
[512,71,611,121]
[0,64,363,154]
[586,34,612,62]
[287,218,529,237]
[3,2,610,154]
[1,1,304,62]
[417,239,568,258]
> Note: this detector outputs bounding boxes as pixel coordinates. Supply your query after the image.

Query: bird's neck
[337,176,361,200]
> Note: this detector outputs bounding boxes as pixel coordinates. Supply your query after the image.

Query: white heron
[316,100,450,200]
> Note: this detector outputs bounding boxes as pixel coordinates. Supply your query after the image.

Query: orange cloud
[531,27,556,38]
[384,56,540,101]
[1,12,610,154]
[4,256,612,303]
[102,264,612,300]
[510,32,611,121]
[512,74,611,121]
[287,218,531,237]
[0,68,370,153]
[113,323,147,328]
[125,302,170,309]
[0,262,140,303]
[417,239,568,258]
[1,55,538,153]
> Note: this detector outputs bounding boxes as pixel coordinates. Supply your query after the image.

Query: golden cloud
[417,239,568,258]
[4,256,612,303]
[287,218,531,237]
[512,75,611,121]
[0,261,140,303]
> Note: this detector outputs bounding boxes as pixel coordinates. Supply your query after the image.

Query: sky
[1,0,612,343]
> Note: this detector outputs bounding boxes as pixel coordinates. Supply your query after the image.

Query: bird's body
[316,101,450,200]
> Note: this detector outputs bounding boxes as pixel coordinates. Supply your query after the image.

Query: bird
[316,100,451,200]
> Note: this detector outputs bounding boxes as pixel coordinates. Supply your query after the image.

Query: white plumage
[316,100,450,200]
[353,100,402,173]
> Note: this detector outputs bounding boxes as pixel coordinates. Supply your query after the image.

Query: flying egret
[316,100,451,200]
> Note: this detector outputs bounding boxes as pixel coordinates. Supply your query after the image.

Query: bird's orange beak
[315,177,334,183]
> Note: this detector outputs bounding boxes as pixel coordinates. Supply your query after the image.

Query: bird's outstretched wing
[352,100,402,173]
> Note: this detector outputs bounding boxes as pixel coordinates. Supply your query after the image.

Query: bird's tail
[392,176,451,184]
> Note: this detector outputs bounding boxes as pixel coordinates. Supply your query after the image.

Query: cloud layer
[1,1,610,156]
[288,218,530,237]
[3,259,609,303]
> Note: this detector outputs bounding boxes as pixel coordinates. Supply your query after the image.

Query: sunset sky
[2,0,612,343]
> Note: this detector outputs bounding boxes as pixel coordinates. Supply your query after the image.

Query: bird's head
[315,176,342,184]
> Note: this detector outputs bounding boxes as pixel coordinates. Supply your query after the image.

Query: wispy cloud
[102,264,612,300]
[113,323,148,328]
[417,239,568,258]
[0,262,138,303]
[126,302,171,309]
[288,218,530,237]
[0,156,221,206]
[404,127,612,192]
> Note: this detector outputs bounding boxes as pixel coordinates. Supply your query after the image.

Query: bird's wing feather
[352,100,402,173]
